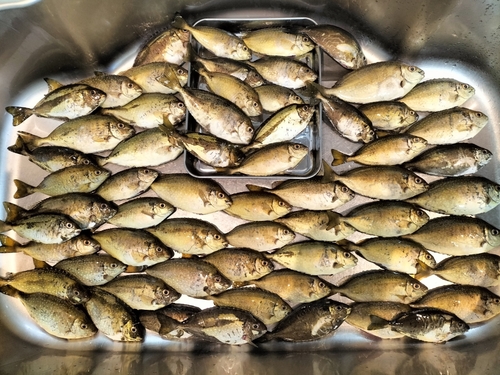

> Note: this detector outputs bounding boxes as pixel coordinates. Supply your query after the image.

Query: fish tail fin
[33,258,51,269]
[159,64,182,92]
[367,315,390,331]
[185,42,198,63]
[124,265,148,273]
[0,234,20,248]
[5,106,34,126]
[3,202,28,223]
[94,155,108,167]
[0,285,20,298]
[17,131,41,151]
[305,81,326,99]
[414,261,434,281]
[0,220,13,234]
[159,115,183,147]
[43,78,64,92]
[331,149,349,166]
[336,239,354,250]
[171,12,190,31]
[245,184,265,192]
[322,159,339,181]
[7,135,30,156]
[13,179,35,199]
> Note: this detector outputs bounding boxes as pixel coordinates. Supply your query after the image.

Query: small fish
[150,173,232,215]
[402,216,500,256]
[410,285,500,324]
[146,217,227,255]
[207,287,292,326]
[331,134,427,166]
[134,27,190,66]
[345,237,436,274]
[92,228,173,266]
[254,84,304,112]
[323,61,425,104]
[399,78,475,112]
[404,143,493,177]
[225,221,295,252]
[260,299,351,342]
[331,270,428,303]
[223,191,291,221]
[106,197,175,229]
[242,28,315,57]
[84,287,144,341]
[54,254,127,286]
[120,62,188,94]
[15,115,136,154]
[358,101,419,132]
[405,107,488,145]
[266,241,357,276]
[204,248,274,282]
[158,303,202,322]
[172,13,251,60]
[138,310,192,340]
[146,258,231,297]
[302,24,366,69]
[6,82,106,126]
[95,167,158,201]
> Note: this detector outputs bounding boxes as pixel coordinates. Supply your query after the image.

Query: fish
[307,81,376,143]
[274,210,356,242]
[219,142,309,176]
[150,173,232,214]
[203,248,274,282]
[266,241,358,276]
[368,308,469,343]
[358,101,419,132]
[106,197,175,229]
[92,228,173,266]
[223,191,291,221]
[94,127,184,168]
[181,306,267,345]
[402,216,500,256]
[260,299,351,342]
[15,115,136,154]
[0,268,89,304]
[404,107,488,145]
[322,61,425,104]
[331,270,428,303]
[410,285,500,324]
[145,258,231,297]
[134,27,190,66]
[98,274,181,310]
[241,28,315,57]
[120,62,188,94]
[246,56,318,89]
[331,134,428,166]
[328,165,429,200]
[415,253,500,287]
[158,303,202,322]
[339,201,429,237]
[101,93,186,128]
[146,217,228,255]
[54,254,127,286]
[344,237,436,275]
[95,167,158,201]
[84,287,144,341]
[0,213,81,244]
[225,221,295,252]
[404,143,493,177]
[138,310,192,340]
[207,287,292,326]
[398,78,475,112]
[159,65,254,144]
[254,84,304,112]
[251,269,333,305]
[6,82,106,126]
[0,234,100,262]
[406,176,500,216]
[172,13,251,60]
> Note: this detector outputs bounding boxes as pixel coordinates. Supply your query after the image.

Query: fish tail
[185,42,198,63]
[5,106,34,126]
[0,234,20,247]
[7,135,30,156]
[94,155,108,167]
[43,78,64,92]
[331,149,349,166]
[245,184,265,192]
[0,285,20,298]
[13,179,35,199]
[3,201,28,223]
[17,131,42,151]
[159,115,184,148]
[33,258,51,269]
[171,13,190,31]
[414,261,434,281]
[124,265,147,273]
[366,315,390,331]
[0,221,13,234]
[322,159,339,181]
[159,64,182,92]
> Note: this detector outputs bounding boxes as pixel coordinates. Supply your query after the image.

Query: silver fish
[134,27,190,66]
[95,168,158,201]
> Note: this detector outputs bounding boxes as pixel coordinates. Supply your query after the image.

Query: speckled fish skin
[323,61,425,104]
[225,221,295,252]
[406,176,500,216]
[207,287,292,326]
[410,285,500,324]
[404,107,488,145]
[255,84,304,112]
[242,28,315,57]
[203,248,274,282]
[340,201,429,237]
[145,258,231,298]
[146,217,227,255]
[92,228,173,267]
[223,191,292,221]
[151,174,232,215]
[404,143,493,177]
[261,299,351,342]
[331,270,428,303]
[120,62,189,94]
[345,237,436,274]
[266,241,357,276]
[402,216,500,256]
[96,168,158,201]
[106,197,175,229]
[134,27,190,66]
[399,78,475,112]
[358,101,419,132]
[302,24,366,69]
[15,115,135,154]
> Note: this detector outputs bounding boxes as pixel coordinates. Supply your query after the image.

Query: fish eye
[242,46,249,52]
[476,112,483,117]
[344,252,351,258]
[425,254,432,260]
[81,323,88,329]
[410,110,416,115]
[159,203,167,208]
[83,159,91,165]
[100,203,108,209]
[293,144,301,149]
[414,177,424,184]
[127,82,134,88]
[131,327,137,333]
[162,289,170,296]
[491,229,500,236]
[143,169,150,174]
[247,126,254,133]
[293,95,301,101]
[95,170,102,175]
[217,192,226,199]
[335,305,344,311]
[341,186,350,193]
[178,102,185,108]
[416,210,425,216]
[412,283,421,289]
[283,229,290,235]
[318,281,326,288]
[409,66,416,72]
[262,260,269,266]
[83,240,92,246]
[214,275,222,283]
[252,323,260,330]
[462,84,469,89]
[110,263,118,268]
[278,201,287,207]
[214,234,221,240]
[66,222,74,229]
[494,298,500,304]
[74,290,80,296]
[252,102,259,107]
[90,89,98,95]
[156,247,164,252]
[302,36,310,42]
[177,69,184,75]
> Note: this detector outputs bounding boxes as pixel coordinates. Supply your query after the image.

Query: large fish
[95,167,158,201]
[358,101,419,132]
[225,221,295,252]
[223,191,291,221]
[254,84,304,112]
[106,197,175,229]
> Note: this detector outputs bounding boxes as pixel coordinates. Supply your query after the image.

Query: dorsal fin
[44,78,64,92]
[94,71,107,77]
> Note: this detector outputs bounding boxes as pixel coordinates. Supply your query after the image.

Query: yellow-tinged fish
[134,27,190,66]
[95,167,158,201]
[106,197,174,229]
[223,191,291,221]
[120,62,188,94]
[358,101,419,132]
[242,28,315,57]
[225,221,295,252]
[254,84,304,112]
[139,310,192,340]
[157,303,202,322]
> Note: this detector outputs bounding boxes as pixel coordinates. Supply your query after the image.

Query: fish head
[287,92,304,106]
[137,168,159,184]
[172,27,191,43]
[120,78,143,100]
[334,182,356,203]
[174,66,189,87]
[402,107,419,125]
[153,286,181,306]
[468,110,489,129]
[483,291,500,315]
[485,226,500,248]
[450,317,470,335]
[90,166,111,183]
[401,64,425,84]
[273,301,293,321]
[236,121,255,144]
[352,50,368,69]
[408,135,428,152]
[228,147,246,166]
[360,124,377,143]
[59,219,82,241]
[473,147,493,168]
[487,183,500,204]
[405,279,428,302]
[455,82,475,100]
[297,104,316,121]
[271,197,293,217]
[92,201,118,222]
[243,318,267,342]
[102,259,127,280]
[205,230,228,251]
[255,257,274,276]
[147,242,172,263]
[312,277,333,299]
[207,188,232,211]
[287,143,309,161]
[167,101,187,125]
[328,301,352,324]
[67,284,90,304]
[245,69,265,88]
[151,201,175,219]
[71,316,98,338]
[407,173,429,195]
[297,66,318,83]
[244,98,263,117]
[410,208,430,227]
[277,227,296,244]
[122,320,144,342]
[295,33,315,53]
[417,249,437,269]
[206,272,231,295]
[337,249,358,268]
[82,87,107,107]
[75,236,102,255]
[109,120,136,140]
[233,42,252,61]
